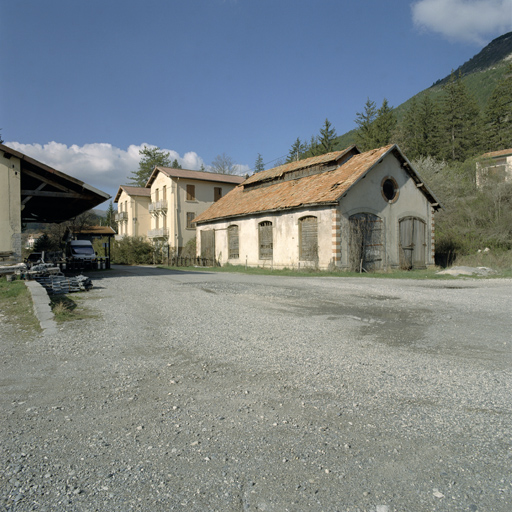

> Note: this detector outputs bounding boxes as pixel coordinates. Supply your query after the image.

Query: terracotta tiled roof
[114,186,151,203]
[244,146,358,185]
[194,146,395,224]
[72,226,116,236]
[147,167,246,187]
[481,148,512,159]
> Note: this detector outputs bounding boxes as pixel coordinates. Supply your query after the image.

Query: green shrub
[111,237,155,265]
[180,238,196,259]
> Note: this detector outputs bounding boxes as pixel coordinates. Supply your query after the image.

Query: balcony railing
[149,200,168,213]
[115,211,128,222]
[148,228,169,238]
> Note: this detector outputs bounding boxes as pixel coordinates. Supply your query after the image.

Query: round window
[381,177,398,202]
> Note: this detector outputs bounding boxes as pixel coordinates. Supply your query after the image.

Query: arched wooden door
[349,213,383,272]
[399,217,427,269]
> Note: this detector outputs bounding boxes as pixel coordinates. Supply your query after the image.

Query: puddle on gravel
[270,296,433,351]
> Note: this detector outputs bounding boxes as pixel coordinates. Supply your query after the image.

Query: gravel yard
[1,266,511,512]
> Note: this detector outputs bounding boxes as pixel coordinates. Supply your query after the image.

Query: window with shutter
[228,225,239,259]
[259,221,273,260]
[186,185,195,201]
[299,216,318,261]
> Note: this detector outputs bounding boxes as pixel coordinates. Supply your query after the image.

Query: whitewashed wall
[199,207,333,269]
[338,153,434,268]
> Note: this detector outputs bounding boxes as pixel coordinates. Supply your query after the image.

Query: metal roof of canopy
[1,143,110,223]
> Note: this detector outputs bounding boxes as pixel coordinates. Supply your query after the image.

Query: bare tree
[70,211,95,234]
[211,153,238,174]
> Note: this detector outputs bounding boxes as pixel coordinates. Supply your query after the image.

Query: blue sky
[1,0,511,207]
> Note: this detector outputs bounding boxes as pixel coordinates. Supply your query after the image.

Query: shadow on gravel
[78,265,215,281]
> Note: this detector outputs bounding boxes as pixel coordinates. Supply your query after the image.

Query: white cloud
[412,0,512,44]
[4,141,205,199]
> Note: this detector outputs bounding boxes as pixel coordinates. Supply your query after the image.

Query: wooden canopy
[1,143,110,223]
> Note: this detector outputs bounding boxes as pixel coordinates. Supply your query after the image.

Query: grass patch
[158,264,461,279]
[0,277,41,334]
[50,294,98,322]
[452,249,512,275]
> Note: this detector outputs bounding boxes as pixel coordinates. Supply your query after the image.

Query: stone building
[194,145,441,271]
[476,148,512,187]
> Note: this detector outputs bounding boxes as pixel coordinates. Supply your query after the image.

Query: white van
[66,240,97,266]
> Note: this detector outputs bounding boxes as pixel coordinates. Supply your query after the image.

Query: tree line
[279,67,512,261]
[128,147,245,187]
[283,65,511,164]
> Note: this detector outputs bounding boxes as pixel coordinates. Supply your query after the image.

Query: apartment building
[145,167,245,252]
[114,186,151,239]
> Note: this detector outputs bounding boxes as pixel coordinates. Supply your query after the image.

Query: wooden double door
[399,217,427,269]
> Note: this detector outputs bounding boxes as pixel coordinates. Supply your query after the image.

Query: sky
[1,0,511,209]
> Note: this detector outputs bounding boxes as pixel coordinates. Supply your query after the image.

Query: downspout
[175,177,179,256]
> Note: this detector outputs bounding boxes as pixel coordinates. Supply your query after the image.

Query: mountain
[335,31,512,149]
[432,32,512,88]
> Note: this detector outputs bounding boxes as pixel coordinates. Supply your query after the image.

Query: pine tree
[484,64,512,151]
[355,98,378,151]
[418,94,441,159]
[286,138,308,163]
[401,94,441,160]
[372,99,396,147]
[254,153,265,173]
[128,146,172,187]
[318,118,337,154]
[106,201,117,231]
[305,135,320,158]
[171,159,182,169]
[33,233,54,252]
[399,97,421,159]
[439,72,481,161]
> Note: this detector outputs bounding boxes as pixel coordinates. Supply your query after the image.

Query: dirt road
[1,267,511,511]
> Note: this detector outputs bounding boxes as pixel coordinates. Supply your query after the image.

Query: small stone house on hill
[114,186,151,239]
[194,145,441,271]
[476,148,512,187]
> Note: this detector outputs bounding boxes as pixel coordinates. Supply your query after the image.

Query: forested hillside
[281,32,512,265]
[331,32,512,153]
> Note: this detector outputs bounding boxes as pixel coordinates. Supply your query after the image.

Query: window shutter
[259,221,273,259]
[299,216,318,260]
